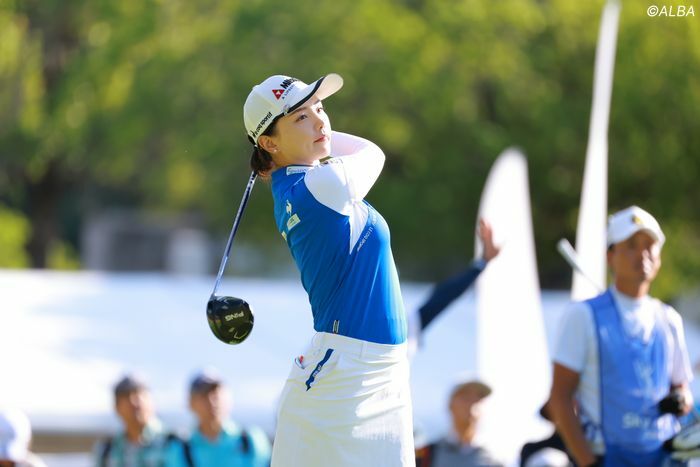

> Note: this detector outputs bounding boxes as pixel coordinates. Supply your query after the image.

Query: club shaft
[211,171,257,298]
[557,238,604,293]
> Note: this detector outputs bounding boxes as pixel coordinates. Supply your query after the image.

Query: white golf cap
[0,408,31,461]
[243,73,343,144]
[607,205,665,247]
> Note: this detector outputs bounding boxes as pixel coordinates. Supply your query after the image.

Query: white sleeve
[553,302,594,373]
[666,306,694,385]
[303,131,385,215]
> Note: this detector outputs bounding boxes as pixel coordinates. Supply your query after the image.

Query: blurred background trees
[1,0,698,299]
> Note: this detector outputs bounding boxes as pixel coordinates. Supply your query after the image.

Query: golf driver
[206,171,257,345]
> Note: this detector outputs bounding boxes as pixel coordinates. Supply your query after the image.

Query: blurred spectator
[94,373,177,467]
[415,379,502,467]
[0,408,46,467]
[167,368,271,467]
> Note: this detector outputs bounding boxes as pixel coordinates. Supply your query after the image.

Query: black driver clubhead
[206,295,254,345]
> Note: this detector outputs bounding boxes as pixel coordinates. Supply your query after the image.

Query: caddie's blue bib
[587,289,677,466]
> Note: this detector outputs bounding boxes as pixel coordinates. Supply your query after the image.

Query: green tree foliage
[0,0,697,299]
[0,204,29,268]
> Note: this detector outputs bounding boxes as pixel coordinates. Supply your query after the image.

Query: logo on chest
[287,214,301,230]
[284,200,301,233]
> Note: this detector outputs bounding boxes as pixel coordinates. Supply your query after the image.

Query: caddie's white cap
[607,205,665,247]
[0,407,31,461]
[243,73,343,145]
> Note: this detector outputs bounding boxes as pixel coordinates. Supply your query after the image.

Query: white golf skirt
[271,332,415,467]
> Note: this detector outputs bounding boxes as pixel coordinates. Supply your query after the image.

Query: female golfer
[243,73,414,467]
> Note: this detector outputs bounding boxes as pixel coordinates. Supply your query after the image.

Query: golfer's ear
[258,135,277,154]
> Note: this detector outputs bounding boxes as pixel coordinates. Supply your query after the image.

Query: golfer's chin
[316,139,331,154]
[308,144,331,162]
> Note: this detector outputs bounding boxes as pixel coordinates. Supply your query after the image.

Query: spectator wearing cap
[94,373,174,467]
[416,379,502,467]
[0,408,46,467]
[166,368,271,467]
[549,206,694,466]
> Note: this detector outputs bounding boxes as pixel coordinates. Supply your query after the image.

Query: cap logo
[272,78,299,101]
[251,111,273,139]
[632,214,643,225]
[280,78,298,89]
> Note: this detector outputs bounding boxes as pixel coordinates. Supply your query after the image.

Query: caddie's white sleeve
[666,306,694,385]
[553,302,593,373]
[304,131,385,215]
